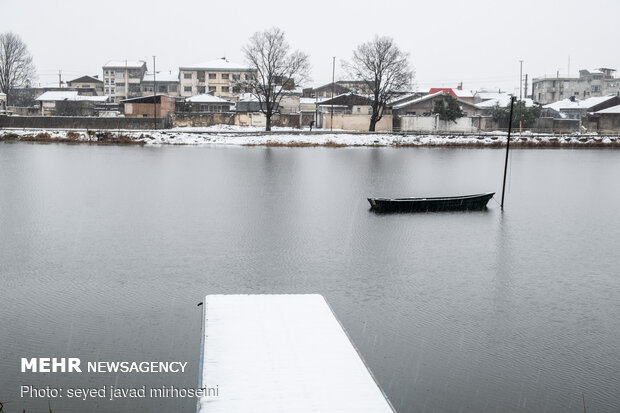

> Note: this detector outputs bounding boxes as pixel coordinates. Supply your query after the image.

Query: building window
[592,85,601,92]
[159,85,167,93]
[116,85,125,93]
[110,88,115,94]
[115,71,124,78]
[245,74,254,81]
[110,78,115,85]
[198,71,205,82]
[221,73,229,80]
[209,73,216,79]
[184,73,192,79]
[221,86,229,93]
[198,86,206,94]
[143,86,153,92]
[209,86,216,93]
[232,74,240,81]
[184,86,192,92]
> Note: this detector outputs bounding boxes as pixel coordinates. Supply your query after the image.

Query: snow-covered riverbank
[2,127,619,147]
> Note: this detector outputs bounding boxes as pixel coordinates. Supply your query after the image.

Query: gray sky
[2,0,619,94]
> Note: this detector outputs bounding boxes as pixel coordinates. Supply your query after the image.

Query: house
[35,91,109,116]
[316,93,392,131]
[141,71,179,96]
[185,94,234,113]
[427,86,474,102]
[392,91,482,117]
[585,104,620,132]
[178,57,256,99]
[121,95,175,118]
[542,95,620,119]
[302,81,371,99]
[532,67,620,104]
[66,75,104,96]
[475,94,536,116]
[102,60,148,102]
[316,93,376,114]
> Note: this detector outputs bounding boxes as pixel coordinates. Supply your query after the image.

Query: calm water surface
[0,142,619,413]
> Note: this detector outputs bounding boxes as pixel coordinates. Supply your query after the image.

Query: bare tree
[345,36,413,131]
[0,32,36,102]
[239,27,310,131]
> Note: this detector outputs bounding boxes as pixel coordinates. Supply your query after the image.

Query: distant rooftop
[67,75,103,84]
[543,95,618,111]
[103,60,146,68]
[180,57,252,71]
[36,91,108,102]
[186,94,232,103]
[594,103,620,114]
[142,71,179,83]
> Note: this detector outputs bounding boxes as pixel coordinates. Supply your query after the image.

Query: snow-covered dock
[198,294,395,413]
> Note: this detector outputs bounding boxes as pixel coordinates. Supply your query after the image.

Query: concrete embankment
[2,128,620,148]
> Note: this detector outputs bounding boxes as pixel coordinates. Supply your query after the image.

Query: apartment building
[532,68,620,104]
[141,71,180,96]
[178,57,255,99]
[102,60,147,102]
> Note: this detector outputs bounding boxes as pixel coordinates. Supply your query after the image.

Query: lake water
[1,142,619,413]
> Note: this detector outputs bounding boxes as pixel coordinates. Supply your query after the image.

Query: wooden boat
[368,192,495,212]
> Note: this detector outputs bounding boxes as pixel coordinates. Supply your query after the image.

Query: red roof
[428,88,458,98]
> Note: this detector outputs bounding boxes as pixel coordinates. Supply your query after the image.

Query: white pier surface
[198,294,395,413]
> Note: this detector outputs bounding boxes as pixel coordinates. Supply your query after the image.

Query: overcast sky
[2,0,619,94]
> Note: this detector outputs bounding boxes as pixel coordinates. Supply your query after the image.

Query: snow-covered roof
[103,60,146,68]
[186,94,232,104]
[300,97,326,104]
[477,97,535,109]
[180,57,251,71]
[142,71,179,83]
[427,87,474,98]
[36,91,109,102]
[392,91,445,109]
[543,95,617,111]
[594,104,620,114]
[474,91,509,101]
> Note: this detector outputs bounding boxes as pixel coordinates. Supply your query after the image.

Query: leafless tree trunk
[0,32,36,102]
[346,36,413,131]
[238,27,310,131]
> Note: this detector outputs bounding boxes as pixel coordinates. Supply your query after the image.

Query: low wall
[399,116,498,133]
[173,112,314,128]
[0,115,170,129]
[321,114,392,131]
[533,118,579,133]
[173,113,236,127]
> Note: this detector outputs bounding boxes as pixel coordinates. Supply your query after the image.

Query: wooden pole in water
[501,96,516,210]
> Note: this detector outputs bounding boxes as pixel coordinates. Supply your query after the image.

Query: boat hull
[368,192,495,213]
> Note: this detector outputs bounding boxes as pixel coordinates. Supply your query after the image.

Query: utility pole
[501,96,516,210]
[331,56,335,132]
[58,70,62,88]
[519,60,523,133]
[153,55,157,130]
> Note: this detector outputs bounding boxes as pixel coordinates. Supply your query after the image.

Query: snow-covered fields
[2,126,619,147]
